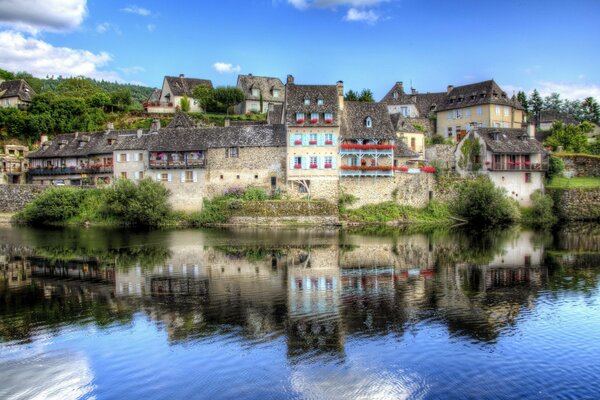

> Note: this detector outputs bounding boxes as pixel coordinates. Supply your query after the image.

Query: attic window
[393,92,398,99]
[252,88,260,97]
[78,141,85,148]
[107,138,116,145]
[317,98,324,106]
[365,117,373,128]
[480,93,485,99]
[272,89,280,98]
[304,96,310,105]
[492,132,500,141]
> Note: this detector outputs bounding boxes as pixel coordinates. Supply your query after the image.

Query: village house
[339,101,396,178]
[454,125,548,206]
[0,144,29,184]
[285,75,341,198]
[533,110,578,131]
[144,74,213,114]
[234,74,285,114]
[390,114,425,160]
[436,80,525,142]
[0,79,36,109]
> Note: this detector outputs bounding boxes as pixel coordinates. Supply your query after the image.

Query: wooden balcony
[149,160,206,169]
[488,161,548,171]
[29,166,113,176]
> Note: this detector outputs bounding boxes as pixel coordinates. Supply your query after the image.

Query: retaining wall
[549,187,600,221]
[0,185,49,212]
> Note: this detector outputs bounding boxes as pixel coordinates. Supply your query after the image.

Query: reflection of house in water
[485,231,543,269]
[0,255,31,290]
[29,257,115,283]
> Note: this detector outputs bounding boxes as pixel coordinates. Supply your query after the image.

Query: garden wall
[0,184,49,212]
[228,200,339,225]
[557,154,600,177]
[549,187,600,221]
[426,144,456,169]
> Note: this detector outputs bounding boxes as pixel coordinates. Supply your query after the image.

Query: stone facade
[0,184,49,212]
[228,200,339,225]
[558,154,600,177]
[425,144,456,169]
[549,188,600,221]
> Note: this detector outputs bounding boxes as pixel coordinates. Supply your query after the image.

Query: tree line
[517,89,600,124]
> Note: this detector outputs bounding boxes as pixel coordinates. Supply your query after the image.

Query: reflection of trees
[553,223,600,253]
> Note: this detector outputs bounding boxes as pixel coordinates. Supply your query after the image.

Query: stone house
[145,74,213,114]
[437,80,525,142]
[285,75,341,199]
[1,144,29,184]
[28,130,120,186]
[454,126,548,206]
[0,79,36,109]
[390,114,425,160]
[234,74,285,114]
[532,110,578,131]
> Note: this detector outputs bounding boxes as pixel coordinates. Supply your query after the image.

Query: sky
[0,0,599,101]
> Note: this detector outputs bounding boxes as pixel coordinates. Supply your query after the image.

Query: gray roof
[237,74,285,103]
[395,140,419,158]
[147,89,161,102]
[164,75,213,97]
[28,131,123,159]
[477,128,547,154]
[285,83,340,127]
[534,110,578,126]
[390,114,420,133]
[340,101,395,140]
[167,112,196,129]
[0,79,36,102]
[437,80,524,112]
[268,104,284,125]
[380,82,446,117]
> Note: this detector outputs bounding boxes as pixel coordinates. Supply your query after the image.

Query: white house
[145,74,213,114]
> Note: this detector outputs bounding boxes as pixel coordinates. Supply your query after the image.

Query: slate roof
[395,140,419,158]
[390,114,420,133]
[477,128,547,154]
[533,110,578,126]
[28,131,124,159]
[164,76,213,97]
[340,101,395,140]
[237,75,285,103]
[437,80,524,112]
[380,82,446,117]
[147,89,161,102]
[285,83,340,127]
[0,79,36,102]
[167,112,196,129]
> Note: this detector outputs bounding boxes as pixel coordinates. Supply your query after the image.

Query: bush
[223,187,245,198]
[521,191,557,228]
[103,178,171,227]
[546,156,565,181]
[451,177,520,226]
[338,192,358,208]
[429,135,447,145]
[242,187,267,201]
[16,187,86,224]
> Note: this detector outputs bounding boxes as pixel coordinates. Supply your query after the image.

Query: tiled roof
[167,112,196,129]
[534,110,578,126]
[147,89,161,102]
[0,79,36,102]
[237,75,285,103]
[390,114,420,133]
[437,80,524,112]
[340,101,395,140]
[164,76,213,97]
[395,140,419,158]
[380,82,445,117]
[28,131,124,158]
[285,83,340,127]
[477,128,547,154]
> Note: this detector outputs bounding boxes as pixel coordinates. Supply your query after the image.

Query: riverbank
[0,213,14,225]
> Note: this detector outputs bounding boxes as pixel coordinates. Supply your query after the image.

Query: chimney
[150,118,161,132]
[336,80,344,110]
[40,134,48,144]
[179,73,184,78]
[411,88,417,95]
[397,81,404,93]
[224,118,230,127]
[527,122,536,139]
[286,74,294,85]
[106,122,114,131]
[137,129,143,137]
[447,85,454,94]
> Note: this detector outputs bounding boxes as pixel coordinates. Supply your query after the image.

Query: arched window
[365,117,372,128]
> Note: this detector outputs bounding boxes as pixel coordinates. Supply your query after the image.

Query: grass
[554,152,600,160]
[547,176,600,189]
[341,201,454,226]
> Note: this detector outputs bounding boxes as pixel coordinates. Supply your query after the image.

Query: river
[1,224,599,399]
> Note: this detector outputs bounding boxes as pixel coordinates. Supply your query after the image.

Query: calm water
[1,225,600,400]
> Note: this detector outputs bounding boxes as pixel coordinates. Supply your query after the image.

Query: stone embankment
[228,200,339,225]
[0,185,48,213]
[549,187,600,221]
[557,154,600,177]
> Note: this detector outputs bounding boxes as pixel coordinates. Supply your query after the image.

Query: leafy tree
[358,89,374,102]
[517,91,529,113]
[544,121,589,152]
[546,156,565,181]
[180,95,190,112]
[110,89,132,111]
[88,92,112,110]
[562,99,582,121]
[344,90,359,101]
[211,86,245,113]
[16,187,86,225]
[529,89,543,115]
[14,71,44,93]
[56,77,103,98]
[0,68,15,80]
[589,138,600,155]
[580,97,600,124]
[521,190,557,228]
[192,85,213,112]
[543,92,562,112]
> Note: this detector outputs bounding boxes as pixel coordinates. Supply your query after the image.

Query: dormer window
[393,92,398,99]
[78,141,85,148]
[310,113,319,123]
[317,98,324,106]
[272,89,280,98]
[296,112,305,123]
[365,117,373,128]
[324,112,333,123]
[107,138,116,145]
[252,88,260,97]
[304,96,310,105]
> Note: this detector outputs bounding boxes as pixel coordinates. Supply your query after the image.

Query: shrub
[180,96,190,112]
[192,197,230,225]
[16,187,86,224]
[521,191,557,228]
[223,187,245,198]
[242,187,267,201]
[338,192,358,208]
[546,156,565,181]
[429,135,447,145]
[103,178,171,227]
[451,177,520,226]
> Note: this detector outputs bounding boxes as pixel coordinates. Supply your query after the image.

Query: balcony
[488,161,548,171]
[144,101,174,108]
[340,165,394,177]
[29,166,113,176]
[340,144,395,155]
[149,159,206,169]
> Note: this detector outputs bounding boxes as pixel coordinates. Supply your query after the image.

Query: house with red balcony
[339,101,396,178]
[285,75,342,198]
[454,126,548,206]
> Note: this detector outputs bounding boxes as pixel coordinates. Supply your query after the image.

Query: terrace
[149,151,206,169]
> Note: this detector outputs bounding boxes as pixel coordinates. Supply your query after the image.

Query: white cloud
[287,0,386,9]
[537,81,600,101]
[0,0,87,33]
[119,66,145,75]
[96,22,121,35]
[213,62,241,74]
[121,5,151,16]
[147,24,156,32]
[0,31,122,81]
[344,7,378,23]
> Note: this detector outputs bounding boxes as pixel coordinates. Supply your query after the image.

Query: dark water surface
[1,225,600,400]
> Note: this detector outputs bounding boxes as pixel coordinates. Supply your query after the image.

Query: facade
[144,74,213,114]
[0,79,36,109]
[454,126,548,206]
[234,74,285,114]
[436,80,525,141]
[285,75,341,198]
[339,101,396,178]
[390,114,425,159]
[1,144,29,184]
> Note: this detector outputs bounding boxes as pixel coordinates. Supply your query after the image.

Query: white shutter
[134,171,139,180]
[289,157,295,170]
[126,153,131,162]
[134,153,139,162]
[193,171,198,183]
[180,172,185,183]
[332,157,337,170]
[318,156,323,169]
[156,173,161,181]
[302,156,309,170]
[168,173,172,182]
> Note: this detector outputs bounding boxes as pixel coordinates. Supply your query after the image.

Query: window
[310,112,319,122]
[465,108,471,117]
[324,112,333,122]
[494,122,501,128]
[400,106,409,117]
[393,92,398,99]
[455,109,462,119]
[365,117,372,128]
[294,133,302,145]
[254,174,258,179]
[296,112,304,122]
[410,137,416,150]
[184,170,194,183]
[317,98,324,106]
[309,156,318,168]
[309,133,318,144]
[272,89,280,98]
[504,106,510,117]
[121,172,127,179]
[304,97,310,105]
[447,111,452,120]
[447,127,453,138]
[477,106,482,116]
[251,88,260,97]
[325,133,333,144]
[119,153,127,162]
[160,173,169,182]
[495,105,501,115]
[137,171,144,180]
[294,156,302,168]
[503,122,509,128]
[226,147,239,158]
[324,156,333,168]
[525,173,532,183]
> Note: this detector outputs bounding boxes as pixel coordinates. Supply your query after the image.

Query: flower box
[310,163,318,169]
[294,164,302,169]
[324,163,332,169]
[485,161,491,165]
[296,119,304,124]
[515,161,522,165]
[309,140,317,145]
[420,166,436,173]
[394,166,409,172]
[310,118,318,123]
[325,140,333,145]
[324,119,333,124]
[341,165,393,171]
[294,140,302,145]
[524,161,531,165]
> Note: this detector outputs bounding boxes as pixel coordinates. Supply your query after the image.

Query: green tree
[110,89,132,111]
[56,77,103,98]
[259,91,264,113]
[546,156,565,181]
[529,89,543,115]
[589,138,600,155]
[87,92,112,109]
[192,85,213,112]
[211,86,245,114]
[543,92,563,111]
[0,68,15,80]
[562,99,582,121]
[180,95,190,112]
[580,97,600,124]
[544,121,589,152]
[344,90,359,101]
[517,91,529,113]
[358,89,374,102]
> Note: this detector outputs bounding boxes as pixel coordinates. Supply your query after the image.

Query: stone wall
[0,185,49,212]
[425,144,456,169]
[228,200,339,225]
[549,187,600,221]
[557,154,600,177]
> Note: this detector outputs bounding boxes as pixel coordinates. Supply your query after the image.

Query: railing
[340,165,394,177]
[149,160,206,169]
[1,165,24,173]
[29,166,113,175]
[489,161,548,171]
[144,101,174,108]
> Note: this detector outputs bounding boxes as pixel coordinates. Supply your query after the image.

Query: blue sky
[1,0,599,100]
